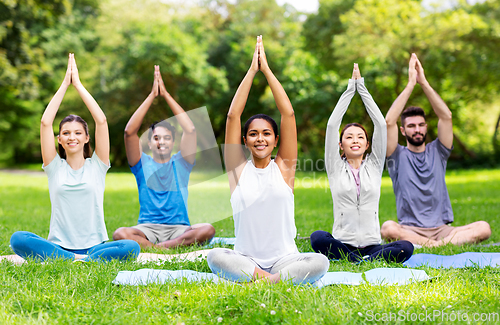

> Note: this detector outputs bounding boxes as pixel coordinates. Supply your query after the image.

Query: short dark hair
[243,114,278,139]
[339,123,369,159]
[148,121,176,141]
[401,106,426,126]
[58,115,91,159]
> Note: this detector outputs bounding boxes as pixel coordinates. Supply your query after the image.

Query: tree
[0,0,100,163]
[303,0,500,160]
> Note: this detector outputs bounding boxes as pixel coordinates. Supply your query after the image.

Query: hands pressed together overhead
[408,53,428,86]
[249,35,271,74]
[62,53,82,88]
[352,63,361,80]
[150,65,170,97]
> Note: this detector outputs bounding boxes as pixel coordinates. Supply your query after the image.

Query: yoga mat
[112,268,430,287]
[404,252,500,268]
[314,268,430,287]
[206,237,236,246]
[112,269,228,286]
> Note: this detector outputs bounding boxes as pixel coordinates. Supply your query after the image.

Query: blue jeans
[10,231,140,262]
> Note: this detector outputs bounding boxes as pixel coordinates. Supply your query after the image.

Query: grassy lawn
[0,169,499,324]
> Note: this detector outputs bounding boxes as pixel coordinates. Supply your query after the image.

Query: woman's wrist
[261,68,273,78]
[247,68,258,77]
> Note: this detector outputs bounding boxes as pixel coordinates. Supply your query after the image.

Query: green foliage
[0,0,100,163]
[303,0,500,160]
[2,0,500,167]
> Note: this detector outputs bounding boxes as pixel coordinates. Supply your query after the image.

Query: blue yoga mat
[112,268,430,287]
[113,269,228,286]
[315,268,429,287]
[206,237,236,246]
[404,252,500,268]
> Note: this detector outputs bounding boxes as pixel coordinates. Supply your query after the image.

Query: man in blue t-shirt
[381,54,491,247]
[113,66,215,249]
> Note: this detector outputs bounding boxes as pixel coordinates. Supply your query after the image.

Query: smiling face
[243,118,278,160]
[340,125,369,159]
[401,115,427,147]
[148,126,174,160]
[57,121,90,157]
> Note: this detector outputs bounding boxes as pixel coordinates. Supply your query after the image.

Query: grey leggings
[207,248,329,284]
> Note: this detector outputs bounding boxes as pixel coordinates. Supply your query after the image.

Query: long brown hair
[339,123,369,159]
[58,115,91,159]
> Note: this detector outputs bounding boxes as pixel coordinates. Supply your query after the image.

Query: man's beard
[406,132,427,147]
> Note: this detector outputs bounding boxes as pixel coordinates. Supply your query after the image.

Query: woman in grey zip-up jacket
[310,64,413,263]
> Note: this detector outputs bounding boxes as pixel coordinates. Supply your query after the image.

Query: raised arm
[415,57,453,149]
[71,55,109,165]
[258,36,297,187]
[158,69,196,165]
[40,54,72,166]
[356,73,387,172]
[124,66,160,167]
[385,53,418,157]
[225,37,260,194]
[325,76,356,176]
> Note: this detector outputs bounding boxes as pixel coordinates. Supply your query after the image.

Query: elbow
[385,116,397,128]
[443,110,452,121]
[185,125,196,135]
[40,119,51,128]
[124,124,135,138]
[95,116,107,126]
[227,111,239,121]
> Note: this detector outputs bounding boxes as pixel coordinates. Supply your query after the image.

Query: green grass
[0,170,499,324]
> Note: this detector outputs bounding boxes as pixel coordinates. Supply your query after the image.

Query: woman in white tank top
[207,36,329,284]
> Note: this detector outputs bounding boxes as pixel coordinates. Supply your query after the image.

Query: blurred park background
[1,0,500,170]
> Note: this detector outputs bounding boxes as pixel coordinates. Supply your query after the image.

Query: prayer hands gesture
[150,65,170,98]
[249,35,271,74]
[408,53,428,87]
[151,65,160,97]
[62,53,82,88]
[352,63,361,80]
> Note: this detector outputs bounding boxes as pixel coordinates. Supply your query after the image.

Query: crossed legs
[206,248,329,284]
[381,220,491,247]
[113,223,216,249]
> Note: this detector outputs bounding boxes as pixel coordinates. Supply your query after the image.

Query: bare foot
[0,254,26,265]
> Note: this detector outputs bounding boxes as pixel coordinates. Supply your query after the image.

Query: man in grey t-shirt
[380,53,491,247]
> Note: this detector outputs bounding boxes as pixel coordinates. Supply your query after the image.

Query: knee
[380,220,400,240]
[310,230,331,250]
[10,231,31,248]
[400,240,414,258]
[113,227,132,241]
[476,221,491,241]
[316,253,330,273]
[124,240,141,258]
[199,224,216,242]
[207,248,226,270]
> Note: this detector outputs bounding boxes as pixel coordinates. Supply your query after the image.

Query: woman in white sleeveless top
[207,36,329,284]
